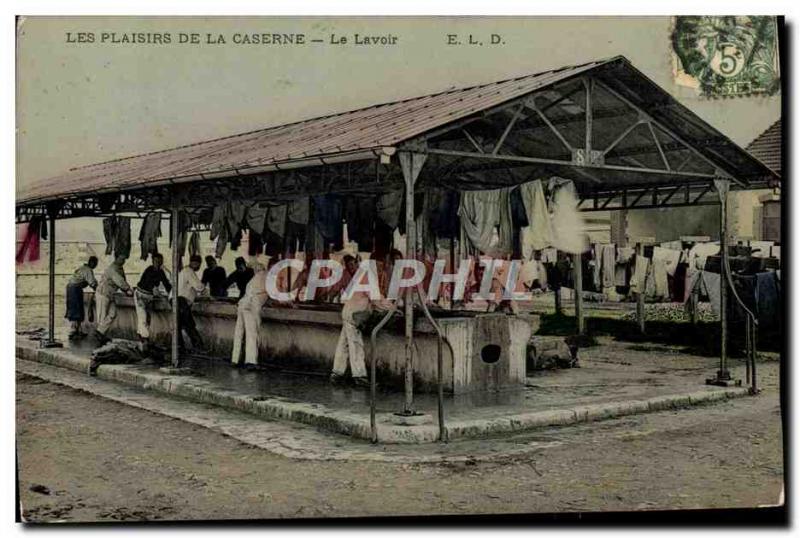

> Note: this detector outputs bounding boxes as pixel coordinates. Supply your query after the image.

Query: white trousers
[133,289,154,339]
[332,305,367,378]
[95,293,117,335]
[231,294,265,365]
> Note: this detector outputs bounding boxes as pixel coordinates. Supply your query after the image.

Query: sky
[17,16,781,189]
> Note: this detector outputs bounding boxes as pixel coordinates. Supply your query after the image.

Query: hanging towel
[376,190,404,230]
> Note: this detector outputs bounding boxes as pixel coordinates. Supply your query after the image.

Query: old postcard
[14,15,784,524]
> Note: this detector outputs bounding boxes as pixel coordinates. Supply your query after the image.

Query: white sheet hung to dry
[519,179,554,259]
[548,178,587,255]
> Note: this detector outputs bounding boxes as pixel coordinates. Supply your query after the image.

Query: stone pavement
[16,335,750,445]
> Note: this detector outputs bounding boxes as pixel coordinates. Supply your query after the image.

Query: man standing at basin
[231,261,268,368]
[177,255,206,351]
[331,250,399,387]
[202,255,228,298]
[65,255,98,340]
[226,256,254,301]
[134,252,172,351]
[95,254,133,345]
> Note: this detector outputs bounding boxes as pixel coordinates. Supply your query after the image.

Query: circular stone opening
[481,344,502,364]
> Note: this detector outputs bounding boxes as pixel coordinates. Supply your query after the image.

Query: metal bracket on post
[397,147,427,419]
[42,202,63,348]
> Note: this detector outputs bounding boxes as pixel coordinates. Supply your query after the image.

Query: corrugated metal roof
[17,55,779,206]
[17,58,612,205]
[746,119,781,176]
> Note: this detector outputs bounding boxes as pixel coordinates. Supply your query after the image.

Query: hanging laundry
[168,210,192,258]
[139,212,162,261]
[600,244,616,289]
[629,255,649,295]
[652,246,682,277]
[592,244,603,291]
[188,231,200,258]
[266,204,288,239]
[248,230,265,256]
[345,196,377,252]
[114,217,132,258]
[430,190,460,240]
[755,271,780,329]
[284,221,306,256]
[519,180,554,257]
[16,219,42,265]
[646,257,670,301]
[246,203,268,235]
[288,197,310,225]
[311,195,344,251]
[510,187,529,228]
[103,217,117,256]
[415,191,438,259]
[376,190,404,230]
[548,179,586,255]
[458,188,513,256]
[540,247,558,264]
[700,271,722,319]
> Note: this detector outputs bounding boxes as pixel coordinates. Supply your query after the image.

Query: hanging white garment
[548,179,587,255]
[519,180,554,258]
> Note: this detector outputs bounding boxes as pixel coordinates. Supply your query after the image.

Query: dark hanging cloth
[312,195,344,251]
[430,190,460,240]
[266,205,288,239]
[246,204,268,236]
[284,221,306,255]
[373,221,394,260]
[188,231,201,258]
[263,231,283,256]
[114,217,132,258]
[376,190,404,230]
[248,230,264,256]
[167,210,192,258]
[345,196,377,252]
[103,217,116,256]
[510,187,529,228]
[139,212,162,261]
[756,271,780,330]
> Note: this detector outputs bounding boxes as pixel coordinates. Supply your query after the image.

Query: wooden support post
[449,234,456,310]
[171,203,181,368]
[635,242,646,334]
[573,253,584,335]
[399,150,427,416]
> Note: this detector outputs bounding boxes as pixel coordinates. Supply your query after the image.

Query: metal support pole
[171,204,181,368]
[707,178,740,387]
[43,210,62,348]
[635,242,646,334]
[573,253,584,335]
[399,150,427,416]
[718,188,730,380]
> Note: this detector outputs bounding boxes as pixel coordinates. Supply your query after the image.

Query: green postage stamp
[671,16,780,98]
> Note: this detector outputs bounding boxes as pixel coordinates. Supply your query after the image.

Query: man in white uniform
[177,255,206,350]
[231,262,268,368]
[95,254,133,344]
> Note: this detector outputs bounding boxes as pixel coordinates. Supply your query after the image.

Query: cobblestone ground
[16,297,785,522]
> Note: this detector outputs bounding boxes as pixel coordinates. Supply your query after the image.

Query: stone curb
[16,340,750,444]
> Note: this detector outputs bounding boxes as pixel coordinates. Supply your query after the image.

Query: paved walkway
[17,334,751,444]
